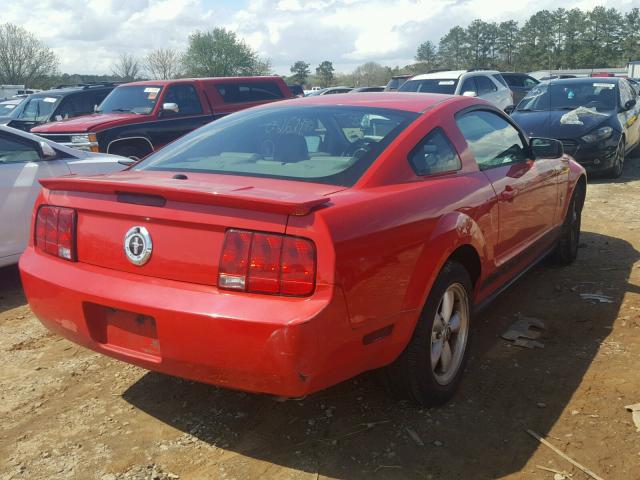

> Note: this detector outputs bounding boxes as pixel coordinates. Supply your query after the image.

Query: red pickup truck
[31,76,293,159]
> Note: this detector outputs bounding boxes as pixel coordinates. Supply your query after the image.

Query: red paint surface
[20,93,586,396]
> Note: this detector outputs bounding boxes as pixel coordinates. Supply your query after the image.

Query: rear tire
[551,183,584,265]
[383,261,473,406]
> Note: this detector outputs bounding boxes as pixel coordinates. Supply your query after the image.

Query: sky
[3,0,640,76]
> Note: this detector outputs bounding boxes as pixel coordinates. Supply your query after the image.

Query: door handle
[499,185,517,202]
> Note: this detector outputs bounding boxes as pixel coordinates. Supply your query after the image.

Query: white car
[398,70,514,111]
[0,125,125,267]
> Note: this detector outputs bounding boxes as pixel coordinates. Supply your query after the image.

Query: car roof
[266,92,456,113]
[547,77,620,85]
[29,84,116,97]
[0,98,23,105]
[410,70,501,81]
[124,76,284,87]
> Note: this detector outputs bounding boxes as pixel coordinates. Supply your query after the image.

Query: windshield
[0,102,20,116]
[97,85,163,114]
[134,105,418,186]
[16,96,60,121]
[517,82,618,112]
[399,79,458,94]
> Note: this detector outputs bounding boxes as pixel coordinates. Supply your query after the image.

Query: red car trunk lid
[41,172,339,286]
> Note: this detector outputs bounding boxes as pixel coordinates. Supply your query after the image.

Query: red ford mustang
[19,93,586,405]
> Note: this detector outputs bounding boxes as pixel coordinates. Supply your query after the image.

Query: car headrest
[273,134,309,163]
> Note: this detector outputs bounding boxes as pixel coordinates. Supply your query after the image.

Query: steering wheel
[343,138,370,157]
[584,100,606,110]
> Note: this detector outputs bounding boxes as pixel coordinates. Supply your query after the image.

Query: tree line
[2,6,639,91]
[288,7,640,88]
[416,6,640,72]
[0,24,272,88]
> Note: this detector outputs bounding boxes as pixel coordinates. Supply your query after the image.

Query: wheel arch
[401,211,488,317]
[574,174,587,210]
[107,136,154,156]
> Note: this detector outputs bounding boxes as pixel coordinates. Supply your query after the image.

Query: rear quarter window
[216,81,285,103]
[408,128,461,176]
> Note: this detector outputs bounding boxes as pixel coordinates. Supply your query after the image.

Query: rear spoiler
[40,177,330,216]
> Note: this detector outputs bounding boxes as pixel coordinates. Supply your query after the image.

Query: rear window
[216,81,284,103]
[135,105,418,186]
[399,79,458,94]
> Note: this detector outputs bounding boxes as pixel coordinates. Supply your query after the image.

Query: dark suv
[7,83,118,132]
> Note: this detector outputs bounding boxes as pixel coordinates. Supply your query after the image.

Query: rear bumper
[19,248,384,397]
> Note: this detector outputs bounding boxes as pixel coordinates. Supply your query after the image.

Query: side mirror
[462,91,477,97]
[504,105,515,115]
[40,141,57,159]
[531,137,564,159]
[624,99,636,111]
[162,102,179,114]
[117,158,138,167]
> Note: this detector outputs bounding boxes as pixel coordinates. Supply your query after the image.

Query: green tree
[496,20,520,70]
[437,26,468,69]
[561,8,587,69]
[0,23,58,86]
[415,41,438,70]
[316,61,334,87]
[622,8,640,62]
[581,7,623,68]
[182,28,270,77]
[289,61,310,85]
[519,10,556,71]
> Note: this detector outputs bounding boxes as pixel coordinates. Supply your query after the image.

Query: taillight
[35,206,76,261]
[218,229,316,296]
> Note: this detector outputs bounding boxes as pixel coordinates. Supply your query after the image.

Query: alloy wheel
[430,283,470,386]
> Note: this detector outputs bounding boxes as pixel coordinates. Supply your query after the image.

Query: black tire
[605,138,625,178]
[551,183,585,265]
[383,261,473,406]
[111,145,147,161]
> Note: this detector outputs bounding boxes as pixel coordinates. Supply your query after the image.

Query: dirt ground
[1,156,640,480]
